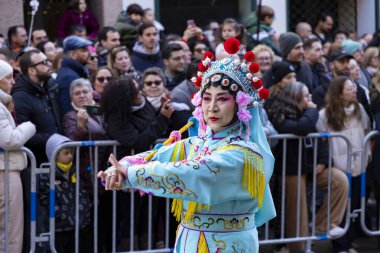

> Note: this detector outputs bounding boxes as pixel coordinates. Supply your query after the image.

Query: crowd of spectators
[1,1,380,253]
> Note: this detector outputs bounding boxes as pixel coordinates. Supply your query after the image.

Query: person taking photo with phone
[62,78,108,197]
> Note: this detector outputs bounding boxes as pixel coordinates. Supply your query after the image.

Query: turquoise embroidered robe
[116,122,275,253]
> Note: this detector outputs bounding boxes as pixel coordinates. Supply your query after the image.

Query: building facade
[0,0,379,43]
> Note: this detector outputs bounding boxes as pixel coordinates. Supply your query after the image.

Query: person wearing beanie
[264,61,297,112]
[271,61,296,85]
[279,32,302,59]
[0,59,36,253]
[263,32,314,94]
[342,39,372,89]
[342,39,362,56]
[39,133,92,252]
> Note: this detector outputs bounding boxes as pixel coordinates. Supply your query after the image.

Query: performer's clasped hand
[97,154,126,190]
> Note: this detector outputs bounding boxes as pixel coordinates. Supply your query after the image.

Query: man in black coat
[56,35,91,115]
[11,48,62,252]
[12,49,62,165]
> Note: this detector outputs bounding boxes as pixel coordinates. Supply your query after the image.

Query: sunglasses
[194,47,208,53]
[30,59,49,67]
[97,76,112,83]
[89,55,98,61]
[144,80,162,86]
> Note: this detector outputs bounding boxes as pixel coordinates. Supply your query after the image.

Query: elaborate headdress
[190,38,275,226]
[191,38,269,138]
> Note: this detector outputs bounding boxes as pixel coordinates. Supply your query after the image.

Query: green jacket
[244,12,281,56]
[113,11,141,50]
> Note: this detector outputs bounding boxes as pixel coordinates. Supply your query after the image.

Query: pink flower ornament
[237,108,252,122]
[236,91,253,107]
[191,91,202,106]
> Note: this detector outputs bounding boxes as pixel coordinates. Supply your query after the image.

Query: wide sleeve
[0,106,36,149]
[122,144,264,206]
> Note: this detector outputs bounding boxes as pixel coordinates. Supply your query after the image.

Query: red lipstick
[210,117,218,122]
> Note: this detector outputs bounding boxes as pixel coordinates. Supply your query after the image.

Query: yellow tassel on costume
[170,141,186,162]
[170,141,188,222]
[244,154,265,207]
[171,198,183,222]
[184,201,197,221]
[197,232,209,253]
[220,145,266,207]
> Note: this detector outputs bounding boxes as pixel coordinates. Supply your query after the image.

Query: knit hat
[279,32,302,58]
[46,134,71,162]
[0,60,13,80]
[342,39,362,55]
[271,61,296,84]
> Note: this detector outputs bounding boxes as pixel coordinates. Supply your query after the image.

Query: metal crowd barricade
[0,147,36,253]
[26,131,372,252]
[360,130,380,236]
[30,139,173,253]
[259,132,354,252]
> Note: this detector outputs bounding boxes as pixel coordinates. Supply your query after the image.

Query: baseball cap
[63,35,92,52]
[329,50,353,62]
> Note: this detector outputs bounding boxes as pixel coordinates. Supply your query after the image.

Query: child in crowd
[215,18,246,60]
[39,134,92,253]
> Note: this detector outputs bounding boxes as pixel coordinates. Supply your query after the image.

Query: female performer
[98,39,275,252]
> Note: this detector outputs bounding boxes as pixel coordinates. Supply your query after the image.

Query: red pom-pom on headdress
[251,79,263,90]
[258,88,269,100]
[203,51,215,60]
[198,62,208,72]
[193,76,202,88]
[249,63,260,73]
[244,51,255,62]
[224,38,241,54]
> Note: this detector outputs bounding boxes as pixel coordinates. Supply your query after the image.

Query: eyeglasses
[144,80,162,86]
[96,76,112,83]
[257,56,271,61]
[30,59,49,68]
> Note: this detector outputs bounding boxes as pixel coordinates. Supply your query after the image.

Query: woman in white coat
[0,60,36,253]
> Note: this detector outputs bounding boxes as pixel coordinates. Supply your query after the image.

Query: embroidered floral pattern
[134,166,198,198]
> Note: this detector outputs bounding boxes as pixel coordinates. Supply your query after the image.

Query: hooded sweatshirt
[131,41,164,72]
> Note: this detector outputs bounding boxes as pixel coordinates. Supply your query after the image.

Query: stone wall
[0,0,24,38]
